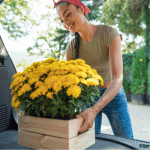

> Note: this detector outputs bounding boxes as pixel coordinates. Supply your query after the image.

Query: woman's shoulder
[98,23,119,32]
[66,37,75,49]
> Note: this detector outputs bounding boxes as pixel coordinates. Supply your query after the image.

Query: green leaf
[35,99,42,103]
[40,102,45,111]
[37,110,40,117]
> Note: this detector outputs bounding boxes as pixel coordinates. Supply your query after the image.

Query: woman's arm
[66,52,73,61]
[76,34,123,133]
[93,34,123,114]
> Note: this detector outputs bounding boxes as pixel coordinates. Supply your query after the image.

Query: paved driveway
[100,102,150,142]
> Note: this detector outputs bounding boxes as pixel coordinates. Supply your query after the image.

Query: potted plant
[10,57,104,149]
[130,48,147,105]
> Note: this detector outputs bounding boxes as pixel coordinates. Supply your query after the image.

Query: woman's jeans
[84,85,134,139]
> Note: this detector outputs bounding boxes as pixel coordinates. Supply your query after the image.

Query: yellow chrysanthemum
[62,74,80,88]
[91,69,98,75]
[39,85,49,95]
[53,81,62,93]
[92,75,101,80]
[75,59,85,65]
[14,100,20,108]
[46,92,53,99]
[75,71,87,78]
[10,76,27,89]
[28,75,40,85]
[11,95,18,107]
[18,111,22,115]
[66,85,81,98]
[12,72,26,80]
[86,78,99,87]
[35,81,44,88]
[91,75,104,86]
[68,65,80,73]
[87,71,94,77]
[80,79,87,85]
[41,57,56,64]
[15,107,19,111]
[30,88,41,100]
[59,66,69,75]
[55,70,61,75]
[76,66,86,72]
[17,84,32,97]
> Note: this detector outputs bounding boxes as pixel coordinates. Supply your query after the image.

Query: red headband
[53,0,91,16]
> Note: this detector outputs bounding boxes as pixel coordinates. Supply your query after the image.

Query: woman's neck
[77,21,98,42]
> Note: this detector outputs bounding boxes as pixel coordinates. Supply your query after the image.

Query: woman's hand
[76,107,97,133]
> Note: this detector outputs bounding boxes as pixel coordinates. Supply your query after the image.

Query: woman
[53,0,134,139]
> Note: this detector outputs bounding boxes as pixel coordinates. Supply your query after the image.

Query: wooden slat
[18,129,95,149]
[18,114,95,139]
[18,130,68,149]
[68,117,95,139]
[69,129,95,149]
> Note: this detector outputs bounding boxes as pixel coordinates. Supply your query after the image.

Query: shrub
[130,48,147,95]
[148,54,150,94]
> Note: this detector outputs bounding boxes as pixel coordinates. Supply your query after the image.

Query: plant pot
[144,90,150,104]
[18,114,95,149]
[131,94,145,105]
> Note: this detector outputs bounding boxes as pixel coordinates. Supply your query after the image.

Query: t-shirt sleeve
[65,38,76,60]
[104,25,123,48]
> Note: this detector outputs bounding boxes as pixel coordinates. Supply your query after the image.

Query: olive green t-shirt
[65,24,123,84]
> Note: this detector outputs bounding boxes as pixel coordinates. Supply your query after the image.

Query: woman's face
[57,3,85,33]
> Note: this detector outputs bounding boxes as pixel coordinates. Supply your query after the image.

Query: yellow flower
[28,75,39,85]
[11,95,18,107]
[53,81,62,93]
[68,65,80,73]
[87,71,94,77]
[55,70,61,75]
[92,75,103,81]
[75,59,85,65]
[66,85,81,98]
[18,111,22,115]
[14,100,20,108]
[86,78,99,87]
[91,69,98,75]
[77,66,86,72]
[42,57,56,64]
[30,88,41,100]
[139,59,143,61]
[80,79,87,85]
[10,76,27,89]
[12,72,26,80]
[46,92,53,99]
[35,81,44,88]
[39,85,48,95]
[59,66,69,75]
[62,74,80,88]
[17,84,32,97]
[15,107,19,111]
[75,71,87,78]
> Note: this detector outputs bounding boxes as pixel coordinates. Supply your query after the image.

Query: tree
[0,0,40,39]
[26,0,105,60]
[101,0,149,56]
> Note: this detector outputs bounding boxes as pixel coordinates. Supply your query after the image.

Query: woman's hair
[56,1,85,60]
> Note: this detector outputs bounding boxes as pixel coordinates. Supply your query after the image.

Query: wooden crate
[18,114,95,149]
